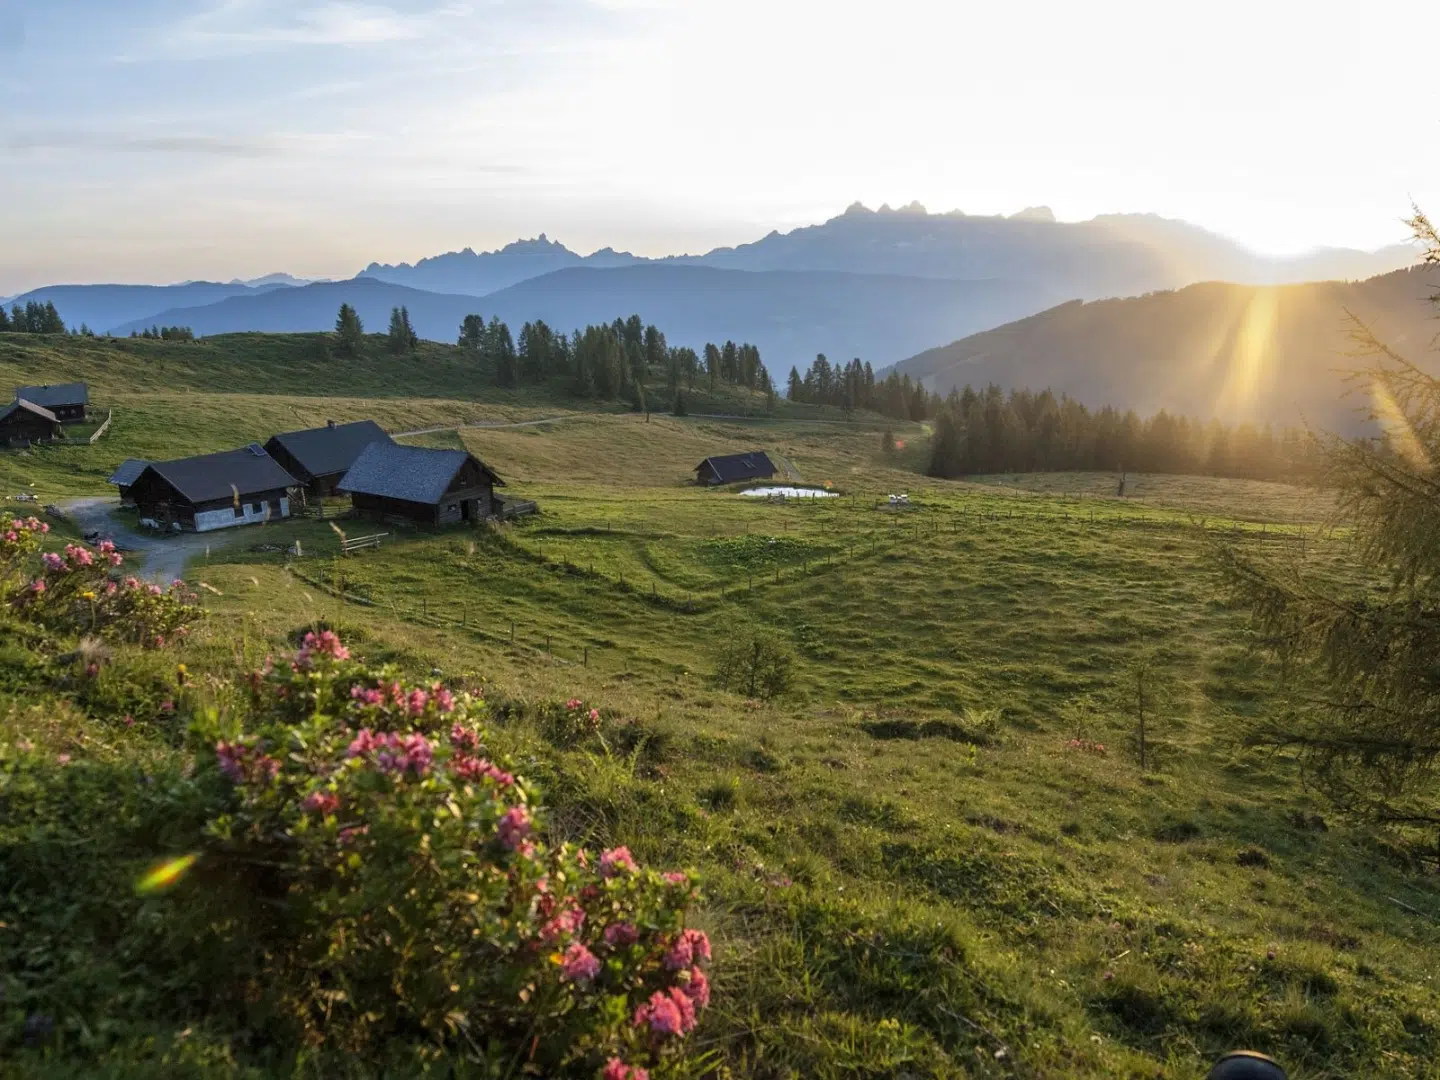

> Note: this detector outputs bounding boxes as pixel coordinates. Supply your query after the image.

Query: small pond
[740,486,839,499]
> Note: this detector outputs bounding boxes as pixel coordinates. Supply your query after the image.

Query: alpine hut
[263,419,393,497]
[0,399,63,446]
[15,383,88,423]
[106,458,152,506]
[694,451,777,487]
[338,443,504,526]
[128,444,298,532]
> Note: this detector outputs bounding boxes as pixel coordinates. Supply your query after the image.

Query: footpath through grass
[1,335,1437,1079]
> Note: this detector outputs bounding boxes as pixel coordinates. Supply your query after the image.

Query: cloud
[171,0,464,52]
[3,131,348,158]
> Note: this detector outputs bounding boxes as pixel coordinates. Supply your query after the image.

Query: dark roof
[338,443,504,504]
[107,458,151,487]
[139,444,298,504]
[696,451,776,483]
[264,420,393,480]
[16,383,88,408]
[0,399,60,424]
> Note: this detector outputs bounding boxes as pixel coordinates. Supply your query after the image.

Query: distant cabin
[0,399,63,447]
[695,451,777,487]
[339,443,505,526]
[16,383,88,423]
[129,444,298,532]
[106,458,152,506]
[263,419,394,497]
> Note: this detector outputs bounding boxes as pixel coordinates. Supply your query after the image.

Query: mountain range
[892,265,1440,432]
[3,203,1421,380]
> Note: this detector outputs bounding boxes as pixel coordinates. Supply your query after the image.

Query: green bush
[712,621,794,700]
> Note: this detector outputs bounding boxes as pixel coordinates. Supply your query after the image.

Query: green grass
[2,334,1437,1079]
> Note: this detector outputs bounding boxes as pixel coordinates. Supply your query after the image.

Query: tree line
[927,384,1319,482]
[332,305,776,412]
[1,301,66,335]
[784,354,939,422]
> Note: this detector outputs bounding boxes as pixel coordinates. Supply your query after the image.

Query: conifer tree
[335,303,364,356]
[1221,210,1440,851]
[0,305,9,332]
[386,307,410,354]
[458,314,485,350]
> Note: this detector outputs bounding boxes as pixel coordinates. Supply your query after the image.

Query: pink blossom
[65,544,94,567]
[85,662,99,678]
[633,988,694,1037]
[123,577,139,590]
[496,805,532,851]
[560,942,601,982]
[171,578,184,590]
[122,715,135,728]
[540,903,585,942]
[105,581,118,595]
[432,687,456,713]
[575,847,589,869]
[350,686,384,707]
[347,729,379,757]
[406,688,429,717]
[603,922,638,948]
[453,755,514,787]
[303,790,341,815]
[664,929,711,971]
[98,539,115,554]
[41,552,64,572]
[603,1060,649,1080]
[148,584,162,596]
[29,579,45,594]
[589,708,601,723]
[599,846,638,878]
[679,965,711,1008]
[449,723,478,752]
[56,753,71,765]
[107,551,124,566]
[4,530,17,543]
[339,825,369,845]
[566,697,583,711]
[216,741,245,782]
[160,699,174,712]
[662,871,688,886]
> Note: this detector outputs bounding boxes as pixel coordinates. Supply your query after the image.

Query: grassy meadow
[2,332,1437,1079]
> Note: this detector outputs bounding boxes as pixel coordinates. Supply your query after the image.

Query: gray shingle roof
[142,444,298,504]
[16,383,88,408]
[107,458,151,487]
[338,443,504,504]
[0,399,60,424]
[696,451,776,484]
[264,420,393,480]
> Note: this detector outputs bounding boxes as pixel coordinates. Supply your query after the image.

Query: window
[251,502,263,515]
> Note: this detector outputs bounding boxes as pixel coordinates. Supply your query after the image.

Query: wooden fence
[87,409,113,444]
[340,531,387,555]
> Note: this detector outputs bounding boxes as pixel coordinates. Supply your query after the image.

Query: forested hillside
[893,266,1438,432]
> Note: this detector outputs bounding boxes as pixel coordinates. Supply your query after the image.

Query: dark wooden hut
[16,383,88,423]
[695,451,777,486]
[263,419,393,497]
[129,444,298,532]
[338,443,504,526]
[106,458,152,506]
[0,399,63,446]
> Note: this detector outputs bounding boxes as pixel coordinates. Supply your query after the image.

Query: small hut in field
[0,400,63,446]
[263,419,393,497]
[15,383,88,423]
[338,443,505,526]
[695,451,777,486]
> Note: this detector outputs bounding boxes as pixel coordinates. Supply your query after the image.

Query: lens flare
[1216,289,1278,416]
[136,854,198,895]
[1370,378,1431,473]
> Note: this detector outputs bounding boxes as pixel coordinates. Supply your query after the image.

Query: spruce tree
[0,305,9,332]
[335,303,364,356]
[386,307,410,354]
[1220,211,1440,851]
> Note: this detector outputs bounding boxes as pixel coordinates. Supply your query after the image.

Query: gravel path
[64,498,238,582]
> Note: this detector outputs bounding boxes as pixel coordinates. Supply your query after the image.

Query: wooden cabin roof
[696,451,776,483]
[138,444,297,504]
[264,420,393,480]
[338,443,504,505]
[0,399,61,425]
[15,382,88,408]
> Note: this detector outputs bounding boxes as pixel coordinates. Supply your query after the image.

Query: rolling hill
[111,265,1067,371]
[891,265,1440,431]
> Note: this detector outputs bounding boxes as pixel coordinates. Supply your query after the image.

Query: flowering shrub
[1,519,201,647]
[542,695,606,746]
[1066,738,1107,755]
[197,633,711,1073]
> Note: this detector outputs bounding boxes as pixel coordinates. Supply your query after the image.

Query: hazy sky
[2,0,1436,293]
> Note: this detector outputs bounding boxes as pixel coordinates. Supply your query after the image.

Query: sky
[1,0,1436,293]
